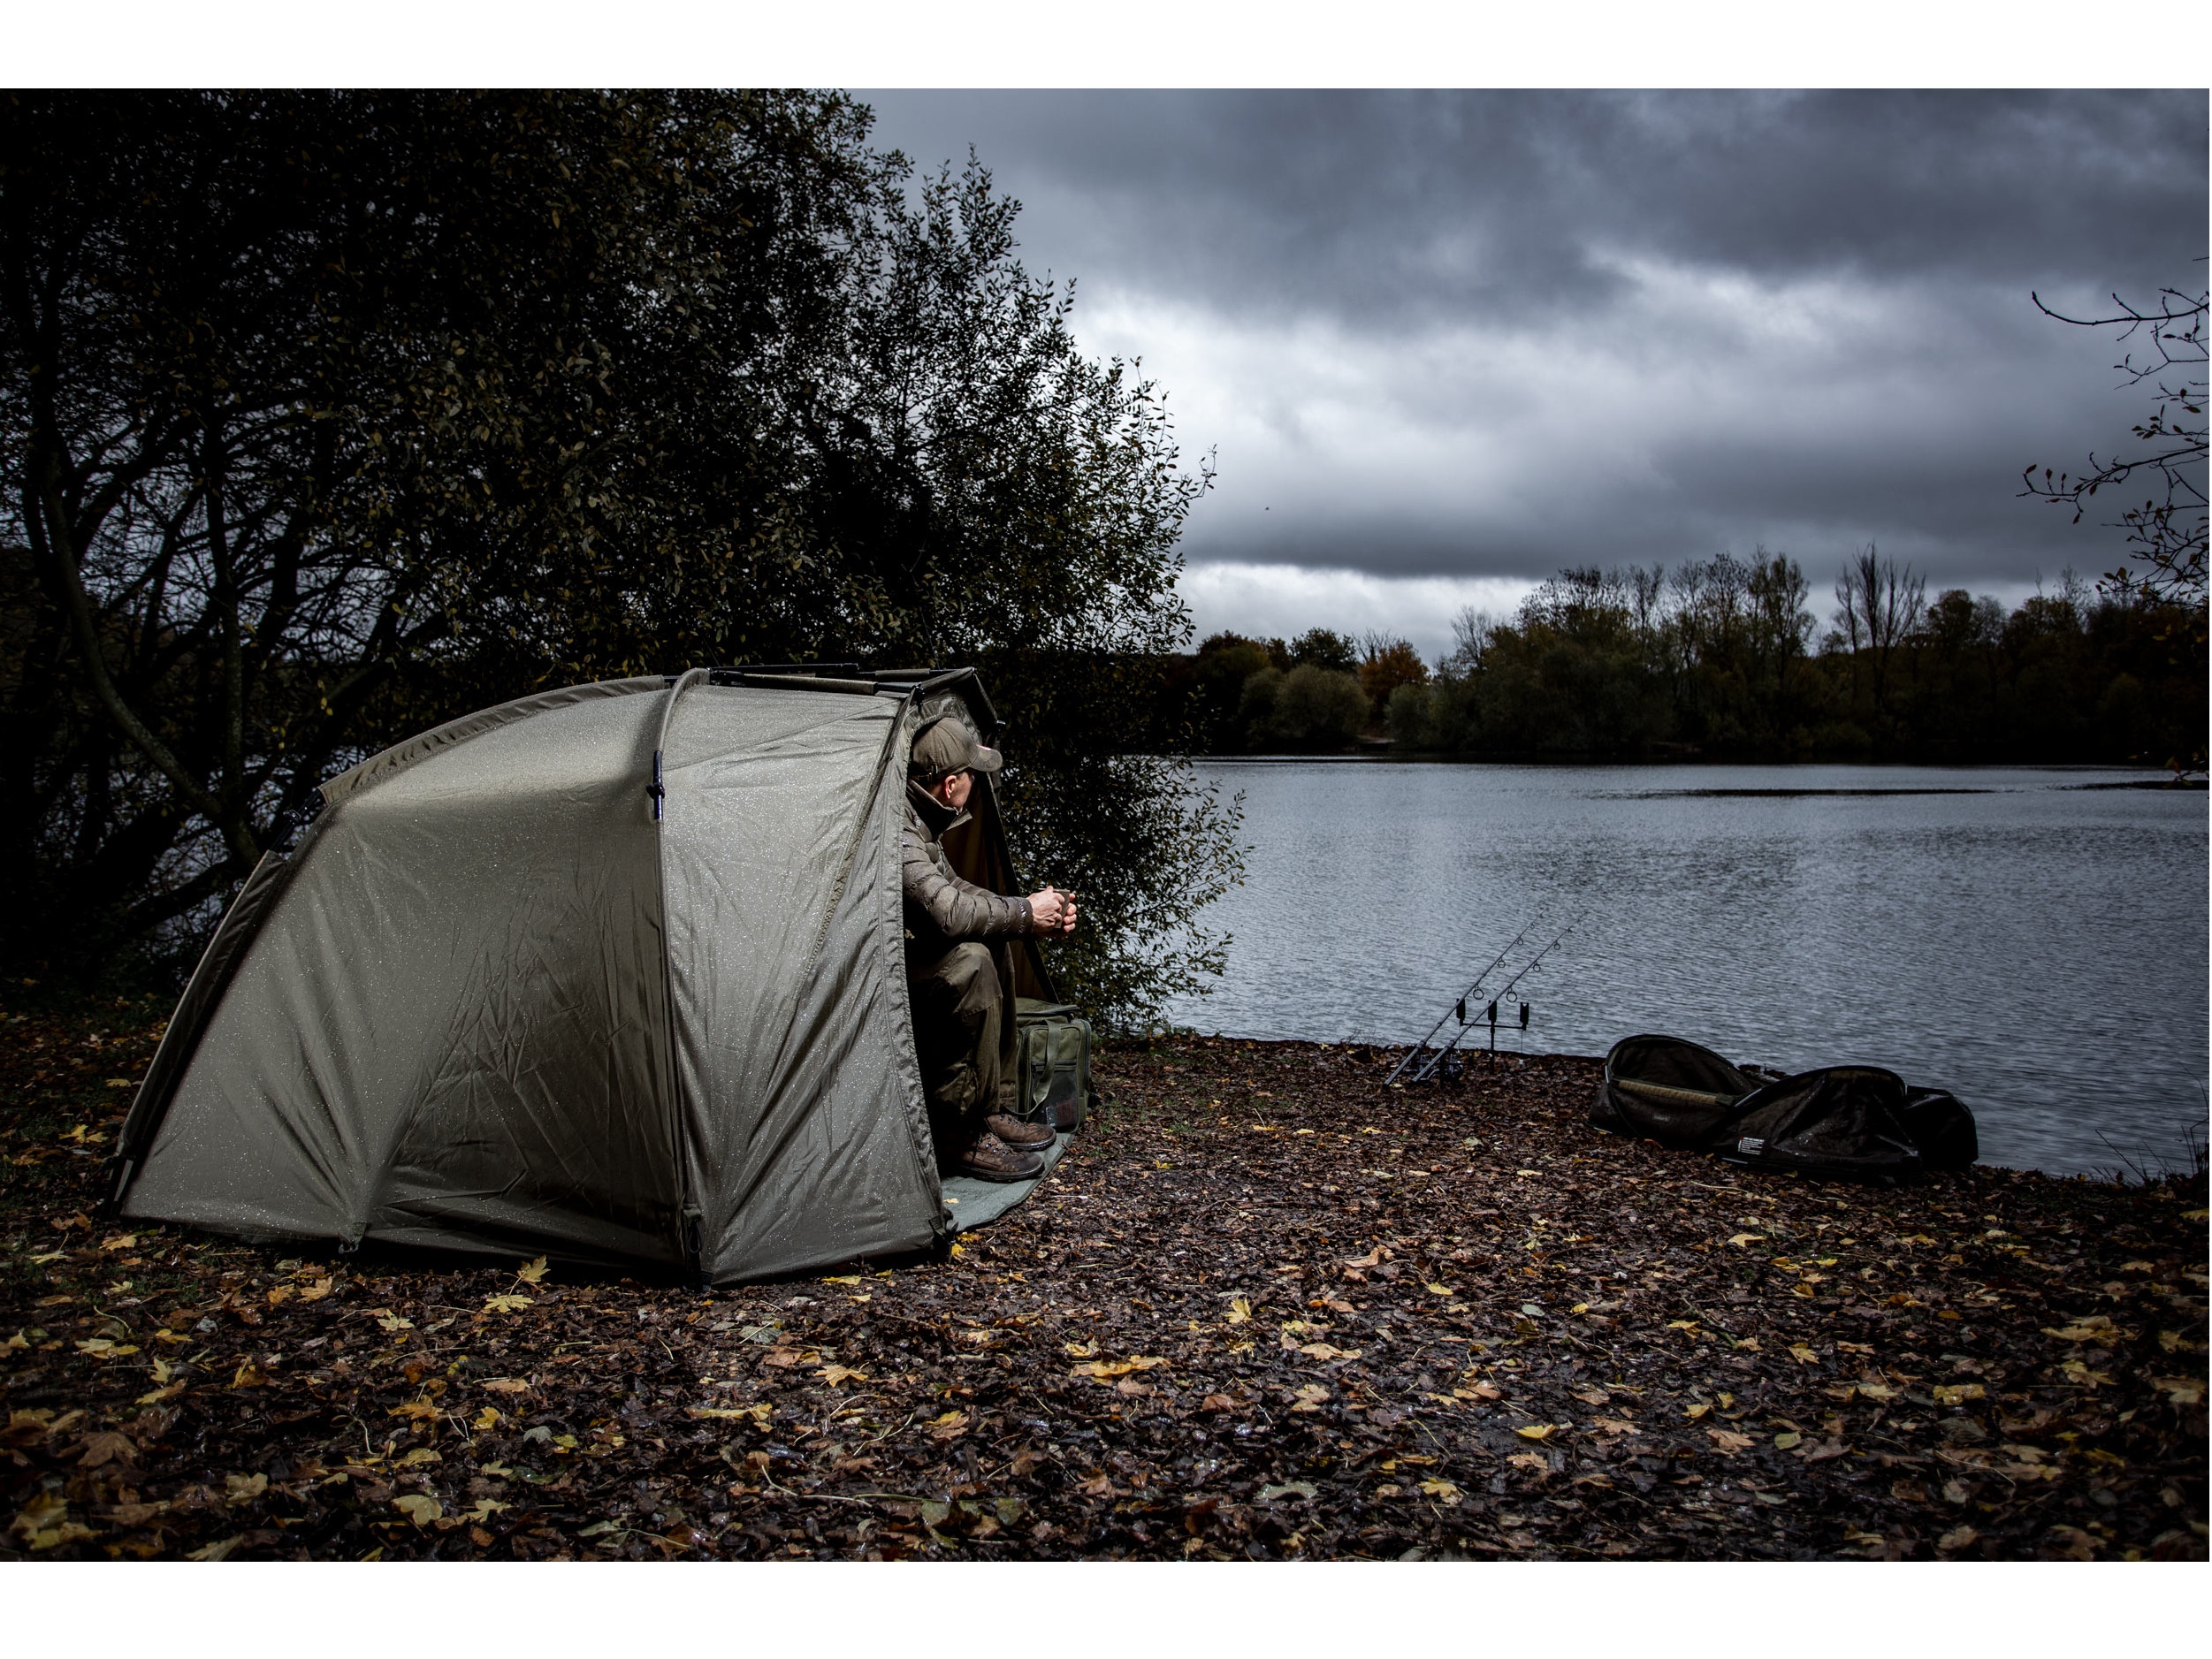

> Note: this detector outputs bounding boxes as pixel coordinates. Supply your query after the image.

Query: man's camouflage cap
[908,712,1003,782]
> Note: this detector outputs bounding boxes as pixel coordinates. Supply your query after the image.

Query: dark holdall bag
[1899,1086,1979,1171]
[1591,1033,1975,1183]
[1013,998,1094,1131]
[1588,1033,1759,1148]
[1715,1065,1923,1184]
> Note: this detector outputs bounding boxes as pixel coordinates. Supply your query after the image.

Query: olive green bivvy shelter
[104,667,1060,1283]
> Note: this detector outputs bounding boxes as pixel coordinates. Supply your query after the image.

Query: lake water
[1161,760,2208,1178]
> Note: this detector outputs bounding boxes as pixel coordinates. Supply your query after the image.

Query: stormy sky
[859,90,2207,656]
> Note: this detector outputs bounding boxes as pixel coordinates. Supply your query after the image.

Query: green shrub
[1268,665,1368,750]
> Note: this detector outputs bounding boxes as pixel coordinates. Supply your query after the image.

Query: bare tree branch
[2022,285,2207,606]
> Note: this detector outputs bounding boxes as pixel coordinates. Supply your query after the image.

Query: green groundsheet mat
[941,1130,1072,1233]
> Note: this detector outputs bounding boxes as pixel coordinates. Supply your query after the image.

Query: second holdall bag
[1013,998,1094,1131]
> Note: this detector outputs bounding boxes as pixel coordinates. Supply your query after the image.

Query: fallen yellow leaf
[1728,1233,1765,1248]
[1224,1298,1250,1326]
[2043,1319,2127,1343]
[689,1403,772,1425]
[391,1494,441,1526]
[482,1294,532,1313]
[1071,1355,1169,1381]
[1514,1424,1557,1442]
[1788,1344,1819,1365]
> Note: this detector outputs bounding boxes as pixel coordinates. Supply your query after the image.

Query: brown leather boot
[956,1131,1044,1183]
[985,1113,1054,1150]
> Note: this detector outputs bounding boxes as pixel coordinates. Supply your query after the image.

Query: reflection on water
[1163,760,2208,1177]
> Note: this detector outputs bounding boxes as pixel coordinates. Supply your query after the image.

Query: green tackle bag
[1013,998,1094,1131]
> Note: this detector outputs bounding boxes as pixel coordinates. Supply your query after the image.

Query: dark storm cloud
[858,90,2208,601]
[867,92,2198,316]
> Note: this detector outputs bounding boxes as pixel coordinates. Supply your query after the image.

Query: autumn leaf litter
[4,1001,2206,1561]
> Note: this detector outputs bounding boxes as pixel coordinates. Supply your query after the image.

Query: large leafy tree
[0,92,1233,1025]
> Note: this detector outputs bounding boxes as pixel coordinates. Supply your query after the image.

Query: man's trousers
[907,941,1008,1168]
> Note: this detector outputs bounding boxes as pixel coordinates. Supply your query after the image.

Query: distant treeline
[1141,550,2208,769]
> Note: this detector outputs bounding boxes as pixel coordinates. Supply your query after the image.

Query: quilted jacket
[900,780,1032,967]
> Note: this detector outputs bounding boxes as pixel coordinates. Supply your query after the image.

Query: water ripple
[1164,761,2208,1177]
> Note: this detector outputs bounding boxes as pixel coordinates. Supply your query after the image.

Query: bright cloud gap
[1178,563,1539,663]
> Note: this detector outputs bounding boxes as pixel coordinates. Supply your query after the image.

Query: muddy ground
[4,993,2206,1561]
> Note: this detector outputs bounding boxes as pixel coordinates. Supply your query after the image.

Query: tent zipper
[681,1206,706,1287]
[653,670,711,1282]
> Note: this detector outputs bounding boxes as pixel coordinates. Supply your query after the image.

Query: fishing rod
[1464,909,1585,1062]
[1382,916,1541,1087]
[1386,910,1586,1084]
[1491,911,1583,1007]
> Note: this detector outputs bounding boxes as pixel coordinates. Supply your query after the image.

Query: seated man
[902,712,1077,1182]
